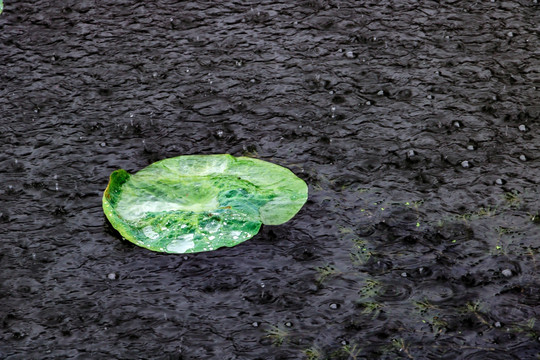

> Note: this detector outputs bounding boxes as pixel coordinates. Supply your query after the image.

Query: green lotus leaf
[103,154,308,253]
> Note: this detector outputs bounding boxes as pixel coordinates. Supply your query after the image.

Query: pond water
[1,1,539,359]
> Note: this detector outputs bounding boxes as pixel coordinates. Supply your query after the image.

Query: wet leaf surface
[103,154,307,253]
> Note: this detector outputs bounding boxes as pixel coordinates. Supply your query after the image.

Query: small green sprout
[316,264,339,284]
[360,302,383,319]
[341,343,362,359]
[265,325,289,346]
[302,346,323,360]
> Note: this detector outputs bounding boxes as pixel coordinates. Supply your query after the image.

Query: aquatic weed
[316,264,340,285]
[265,324,289,346]
[302,346,324,360]
[391,338,414,359]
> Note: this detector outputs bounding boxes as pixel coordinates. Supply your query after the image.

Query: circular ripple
[374,281,412,302]
[490,302,536,324]
[413,281,458,304]
[461,350,519,360]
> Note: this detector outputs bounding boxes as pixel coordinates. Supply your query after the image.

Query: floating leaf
[103,154,308,253]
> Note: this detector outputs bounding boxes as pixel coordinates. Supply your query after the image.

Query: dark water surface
[1,1,540,359]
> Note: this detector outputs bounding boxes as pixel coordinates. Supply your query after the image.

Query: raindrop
[345,50,354,58]
[501,269,512,277]
[461,160,470,168]
[329,303,339,309]
[427,94,433,99]
[518,124,527,132]
[252,322,259,327]
[507,31,513,37]
[377,90,384,96]
[519,154,527,161]
[467,145,475,151]
[401,272,408,277]
[55,183,59,191]
[365,101,371,105]
[407,150,415,157]
[100,142,106,147]
[285,321,293,327]
[216,130,224,138]
[495,178,505,185]
[107,273,117,280]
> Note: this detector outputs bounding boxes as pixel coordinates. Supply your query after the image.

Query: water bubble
[252,321,259,327]
[107,273,117,280]
[365,101,371,105]
[495,178,505,185]
[518,124,527,132]
[216,130,224,138]
[285,321,293,327]
[401,272,408,277]
[467,145,475,151]
[427,94,433,99]
[345,50,354,58]
[519,154,527,161]
[501,269,512,277]
[407,150,415,157]
[260,282,265,288]
[329,303,339,309]
[377,90,384,96]
[461,160,470,168]
[100,142,106,147]
[507,31,513,37]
